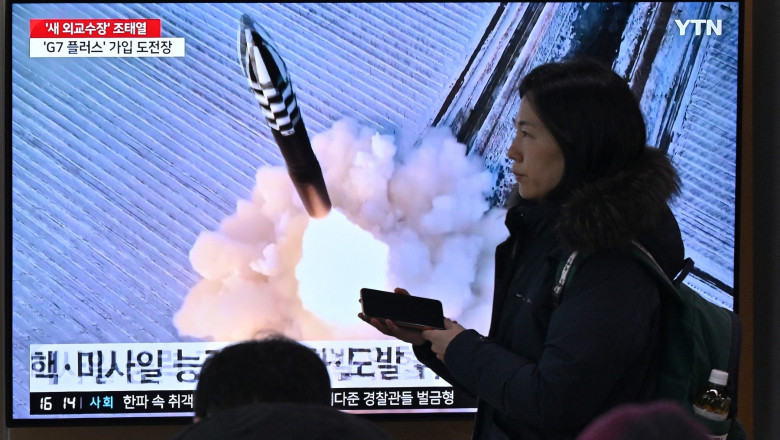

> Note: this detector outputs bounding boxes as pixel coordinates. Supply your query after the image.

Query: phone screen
[360,288,445,329]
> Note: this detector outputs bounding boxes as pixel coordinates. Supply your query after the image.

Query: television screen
[5,1,743,425]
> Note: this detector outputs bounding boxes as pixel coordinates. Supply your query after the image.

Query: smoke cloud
[174,119,507,342]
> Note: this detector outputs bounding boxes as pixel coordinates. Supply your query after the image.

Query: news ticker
[29,18,185,58]
[30,387,472,415]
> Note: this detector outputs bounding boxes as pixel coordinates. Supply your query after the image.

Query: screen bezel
[3,0,747,428]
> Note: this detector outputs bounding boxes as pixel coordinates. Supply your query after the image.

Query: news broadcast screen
[5,1,742,424]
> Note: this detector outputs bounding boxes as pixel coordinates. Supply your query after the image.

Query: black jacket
[414,148,685,440]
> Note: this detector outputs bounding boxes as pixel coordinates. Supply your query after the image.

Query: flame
[297,209,389,323]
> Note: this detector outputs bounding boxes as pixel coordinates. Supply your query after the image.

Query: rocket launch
[238,14,332,218]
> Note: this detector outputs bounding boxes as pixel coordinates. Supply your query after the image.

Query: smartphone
[360,288,445,330]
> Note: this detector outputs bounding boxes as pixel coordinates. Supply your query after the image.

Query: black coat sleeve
[413,342,476,399]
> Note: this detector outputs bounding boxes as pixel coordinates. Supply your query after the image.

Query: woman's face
[506,98,565,202]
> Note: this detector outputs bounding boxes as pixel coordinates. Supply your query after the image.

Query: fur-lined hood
[556,147,681,254]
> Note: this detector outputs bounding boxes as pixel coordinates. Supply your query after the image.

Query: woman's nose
[507,144,521,162]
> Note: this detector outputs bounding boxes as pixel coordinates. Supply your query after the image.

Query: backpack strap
[552,250,579,307]
[674,258,695,286]
[630,241,671,283]
[629,241,685,304]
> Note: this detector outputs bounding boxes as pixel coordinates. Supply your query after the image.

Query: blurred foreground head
[171,402,391,440]
[577,400,710,440]
[194,335,331,419]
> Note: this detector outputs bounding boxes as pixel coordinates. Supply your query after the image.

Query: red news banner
[30,19,162,38]
[29,18,185,57]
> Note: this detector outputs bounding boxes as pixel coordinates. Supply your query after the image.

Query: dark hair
[170,403,392,440]
[518,57,647,200]
[193,336,331,418]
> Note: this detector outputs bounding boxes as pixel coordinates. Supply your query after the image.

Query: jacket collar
[556,147,681,254]
[504,199,560,237]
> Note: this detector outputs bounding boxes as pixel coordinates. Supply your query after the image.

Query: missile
[238,14,332,218]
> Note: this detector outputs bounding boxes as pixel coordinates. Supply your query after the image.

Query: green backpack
[553,241,745,439]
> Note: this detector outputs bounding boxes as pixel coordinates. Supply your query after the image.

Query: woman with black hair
[361,57,685,440]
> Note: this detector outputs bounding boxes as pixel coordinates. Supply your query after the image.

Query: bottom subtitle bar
[32,386,477,415]
[31,391,195,415]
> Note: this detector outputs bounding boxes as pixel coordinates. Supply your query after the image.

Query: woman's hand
[358,287,427,346]
[422,318,466,363]
[358,314,427,346]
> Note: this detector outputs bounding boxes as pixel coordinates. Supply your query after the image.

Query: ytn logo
[675,19,723,36]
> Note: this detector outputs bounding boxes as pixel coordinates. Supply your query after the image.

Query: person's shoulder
[577,248,648,271]
[567,249,659,294]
